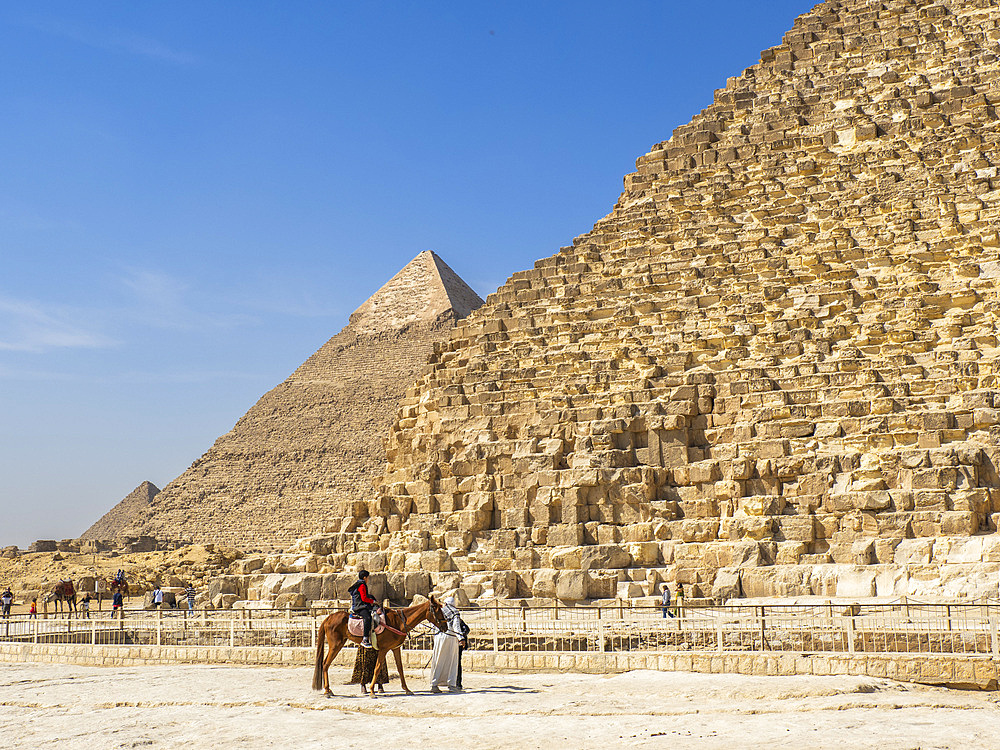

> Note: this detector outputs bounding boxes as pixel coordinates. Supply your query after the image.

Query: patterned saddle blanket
[347,610,385,638]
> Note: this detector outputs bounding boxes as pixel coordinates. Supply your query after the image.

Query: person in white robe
[430,597,463,692]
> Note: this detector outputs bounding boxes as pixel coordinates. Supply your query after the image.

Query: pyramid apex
[348,251,484,335]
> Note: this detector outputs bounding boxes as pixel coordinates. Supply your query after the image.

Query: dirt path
[2,662,1000,749]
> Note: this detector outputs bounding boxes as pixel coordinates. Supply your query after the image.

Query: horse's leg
[369,650,389,698]
[391,647,412,695]
[323,629,347,696]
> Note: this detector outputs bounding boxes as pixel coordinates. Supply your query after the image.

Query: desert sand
[2,662,1000,749]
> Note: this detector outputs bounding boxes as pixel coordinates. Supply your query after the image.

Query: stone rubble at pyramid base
[216,528,1000,608]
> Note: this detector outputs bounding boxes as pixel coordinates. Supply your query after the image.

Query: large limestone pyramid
[81,481,159,540]
[118,251,483,550]
[321,0,1000,602]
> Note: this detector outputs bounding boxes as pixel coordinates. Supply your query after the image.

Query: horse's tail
[311,620,326,691]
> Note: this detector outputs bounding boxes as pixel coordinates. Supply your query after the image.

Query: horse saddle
[347,610,385,638]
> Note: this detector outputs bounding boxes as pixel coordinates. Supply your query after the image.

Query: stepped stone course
[304,0,1000,602]
[109,251,483,550]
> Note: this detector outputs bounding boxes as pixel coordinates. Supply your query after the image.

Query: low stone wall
[1,641,997,690]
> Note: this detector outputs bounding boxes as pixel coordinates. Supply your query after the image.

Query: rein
[379,602,442,639]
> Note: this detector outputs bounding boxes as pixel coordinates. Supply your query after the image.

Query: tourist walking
[185,583,196,611]
[430,597,462,692]
[675,583,684,621]
[661,584,674,618]
[112,590,124,619]
[0,587,12,618]
[29,598,37,619]
[81,594,91,619]
[152,585,163,610]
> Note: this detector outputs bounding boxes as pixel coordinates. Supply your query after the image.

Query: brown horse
[312,596,448,698]
[45,580,77,615]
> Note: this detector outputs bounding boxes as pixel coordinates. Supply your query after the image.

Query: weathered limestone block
[836,567,877,598]
[274,592,306,609]
[531,569,558,598]
[419,550,454,572]
[555,571,587,600]
[721,517,773,541]
[586,571,619,599]
[551,547,582,570]
[579,545,630,570]
[626,542,660,566]
[712,568,743,601]
[895,538,934,566]
[775,542,807,565]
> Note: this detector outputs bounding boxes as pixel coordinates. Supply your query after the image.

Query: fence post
[229,618,235,648]
[33,616,39,644]
[759,606,766,651]
[991,616,999,658]
[717,614,724,653]
[156,608,162,647]
[492,601,499,653]
[91,617,97,645]
[846,610,855,654]
[312,615,317,649]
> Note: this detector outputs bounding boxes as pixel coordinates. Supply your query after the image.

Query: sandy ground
[2,662,1000,750]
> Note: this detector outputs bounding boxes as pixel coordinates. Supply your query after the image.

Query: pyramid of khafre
[81,481,159,540]
[300,0,1000,601]
[115,251,483,550]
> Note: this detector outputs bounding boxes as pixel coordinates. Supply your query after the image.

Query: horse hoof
[405,689,415,695]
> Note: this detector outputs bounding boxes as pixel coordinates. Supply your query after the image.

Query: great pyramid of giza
[293,0,1000,602]
[81,481,159,541]
[104,251,484,550]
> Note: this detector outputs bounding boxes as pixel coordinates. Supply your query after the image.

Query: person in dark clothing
[456,611,471,690]
[348,569,377,648]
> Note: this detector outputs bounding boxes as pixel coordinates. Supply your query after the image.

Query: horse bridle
[395,601,447,636]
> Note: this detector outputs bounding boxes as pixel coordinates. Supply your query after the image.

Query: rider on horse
[348,570,377,649]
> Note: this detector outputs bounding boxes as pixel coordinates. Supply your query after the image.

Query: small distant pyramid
[114,251,484,549]
[81,481,159,540]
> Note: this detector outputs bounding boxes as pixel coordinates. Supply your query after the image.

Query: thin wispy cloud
[21,16,198,66]
[95,368,262,385]
[117,268,256,331]
[0,295,118,353]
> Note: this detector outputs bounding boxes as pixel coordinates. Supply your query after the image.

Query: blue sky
[1,1,814,548]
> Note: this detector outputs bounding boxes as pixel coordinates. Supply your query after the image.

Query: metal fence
[3,601,1000,657]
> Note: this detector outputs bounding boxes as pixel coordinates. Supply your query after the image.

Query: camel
[45,580,77,616]
[312,596,448,698]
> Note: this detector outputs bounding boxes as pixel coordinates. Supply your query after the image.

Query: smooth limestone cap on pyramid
[349,251,485,336]
[90,251,483,549]
[313,0,1000,603]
